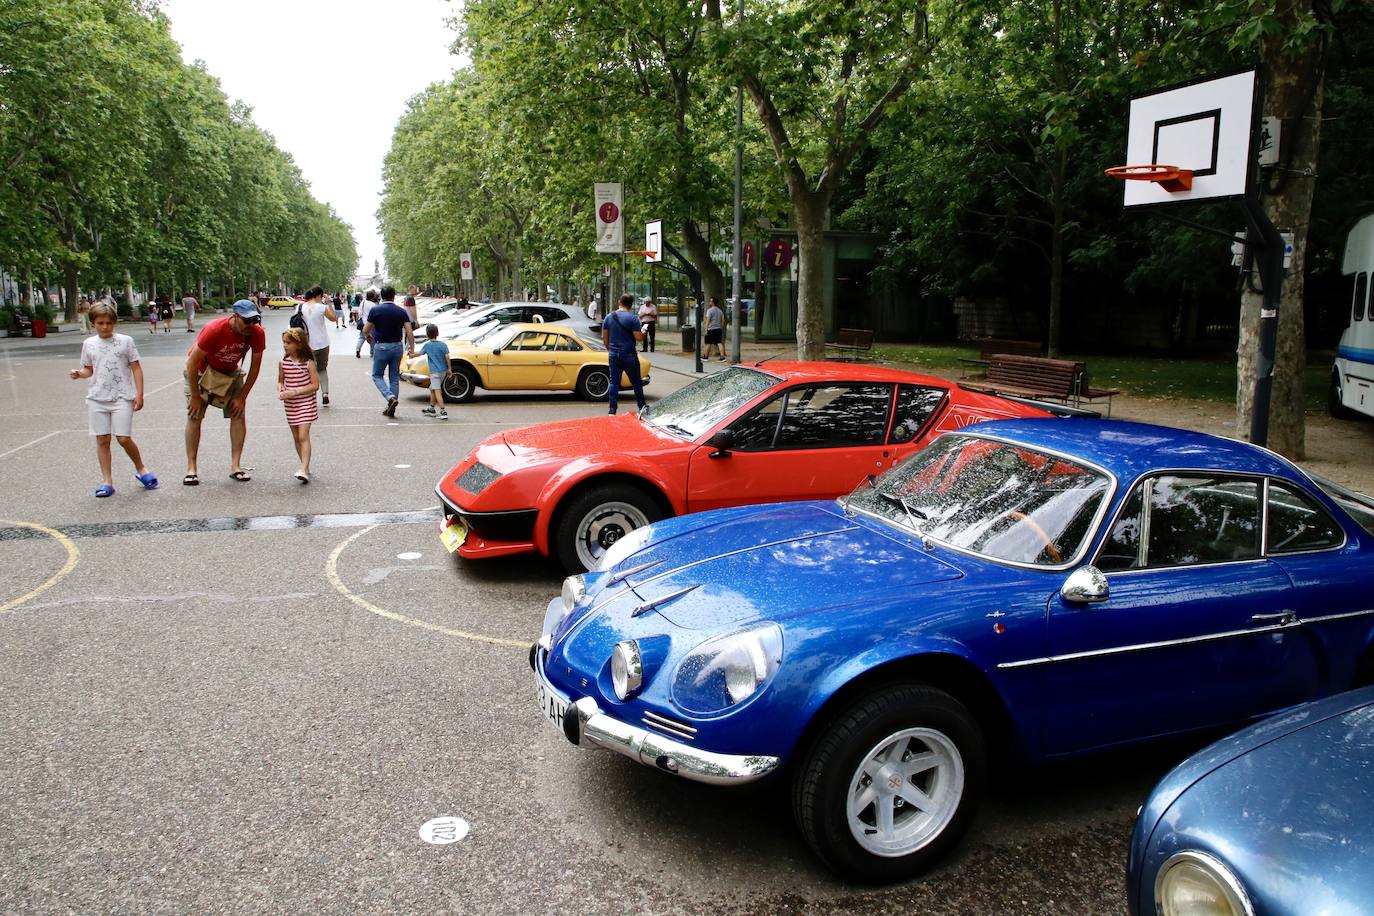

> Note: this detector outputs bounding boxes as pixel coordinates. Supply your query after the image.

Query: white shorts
[87,398,134,437]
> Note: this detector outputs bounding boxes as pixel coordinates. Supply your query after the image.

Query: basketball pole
[1240,197,1285,448]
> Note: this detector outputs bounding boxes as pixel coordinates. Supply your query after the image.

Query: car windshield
[642,366,778,439]
[847,433,1111,566]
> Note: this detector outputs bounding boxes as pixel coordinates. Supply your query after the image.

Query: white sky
[160,0,464,277]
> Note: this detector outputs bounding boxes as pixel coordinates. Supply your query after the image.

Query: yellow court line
[0,430,62,461]
[324,524,525,649]
[0,519,80,615]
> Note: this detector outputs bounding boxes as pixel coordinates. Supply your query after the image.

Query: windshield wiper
[878,490,927,529]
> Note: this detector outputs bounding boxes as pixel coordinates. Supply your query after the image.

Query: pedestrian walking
[638,297,658,353]
[333,292,345,328]
[704,296,726,361]
[404,285,420,324]
[356,289,376,357]
[587,294,601,322]
[182,290,198,332]
[183,299,265,485]
[348,293,359,327]
[278,327,320,483]
[298,286,336,406]
[69,302,156,497]
[162,295,174,333]
[418,324,450,420]
[601,293,646,415]
[363,286,415,418]
[77,295,91,333]
[147,302,159,335]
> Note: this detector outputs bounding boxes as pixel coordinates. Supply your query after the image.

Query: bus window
[1355,273,1368,322]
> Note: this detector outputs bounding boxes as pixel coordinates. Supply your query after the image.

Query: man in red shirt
[182,299,265,485]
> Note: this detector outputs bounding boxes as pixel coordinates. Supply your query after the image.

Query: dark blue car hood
[614,501,966,630]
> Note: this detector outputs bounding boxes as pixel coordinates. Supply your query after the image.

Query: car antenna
[752,354,781,368]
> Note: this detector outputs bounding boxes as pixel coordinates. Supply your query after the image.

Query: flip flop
[229,470,252,482]
[135,471,159,490]
[183,474,199,486]
[94,485,115,498]
[294,472,310,484]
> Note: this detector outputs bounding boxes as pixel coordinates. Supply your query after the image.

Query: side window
[492,308,521,323]
[1147,476,1261,567]
[1355,273,1368,322]
[774,384,893,449]
[510,332,552,350]
[729,395,784,451]
[1266,480,1343,553]
[890,385,945,444]
[555,334,582,351]
[1097,485,1144,570]
[535,307,564,322]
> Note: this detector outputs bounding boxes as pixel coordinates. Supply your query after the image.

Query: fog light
[611,640,643,700]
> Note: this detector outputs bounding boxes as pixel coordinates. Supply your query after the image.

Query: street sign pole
[1240,196,1285,447]
[730,0,744,364]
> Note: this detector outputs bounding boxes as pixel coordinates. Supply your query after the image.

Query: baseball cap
[231,299,261,318]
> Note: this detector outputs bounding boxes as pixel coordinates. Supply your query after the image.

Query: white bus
[1332,213,1374,420]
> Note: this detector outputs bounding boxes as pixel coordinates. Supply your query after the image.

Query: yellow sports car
[401,322,651,404]
[266,296,298,310]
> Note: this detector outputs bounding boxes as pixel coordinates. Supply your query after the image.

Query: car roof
[735,360,962,389]
[962,417,1300,482]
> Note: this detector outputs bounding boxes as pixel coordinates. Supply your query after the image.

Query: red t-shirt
[191,317,266,372]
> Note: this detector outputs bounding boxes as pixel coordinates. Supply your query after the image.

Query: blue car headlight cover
[671,625,783,715]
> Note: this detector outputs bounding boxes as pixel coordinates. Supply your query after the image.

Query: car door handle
[1250,611,1297,626]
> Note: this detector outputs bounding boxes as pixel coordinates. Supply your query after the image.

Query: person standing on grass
[299,286,336,406]
[278,327,320,483]
[601,293,646,416]
[363,286,415,418]
[183,299,265,485]
[418,324,450,420]
[70,302,157,497]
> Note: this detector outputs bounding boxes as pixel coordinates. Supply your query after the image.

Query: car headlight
[671,625,783,714]
[561,574,586,612]
[1155,851,1252,916]
[597,523,654,571]
[611,640,643,700]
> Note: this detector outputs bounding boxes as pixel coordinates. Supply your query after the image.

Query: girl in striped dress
[277,328,320,483]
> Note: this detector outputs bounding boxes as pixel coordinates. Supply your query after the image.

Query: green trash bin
[680,325,696,353]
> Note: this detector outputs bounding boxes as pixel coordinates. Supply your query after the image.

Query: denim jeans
[371,342,403,401]
[607,349,645,414]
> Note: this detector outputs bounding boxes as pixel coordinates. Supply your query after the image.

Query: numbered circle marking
[419,816,470,846]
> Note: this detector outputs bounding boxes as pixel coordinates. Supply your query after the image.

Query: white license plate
[535,668,569,731]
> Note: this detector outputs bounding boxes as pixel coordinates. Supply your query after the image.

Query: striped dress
[281,358,318,426]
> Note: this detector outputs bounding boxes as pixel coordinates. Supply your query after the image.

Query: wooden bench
[965,354,1120,415]
[825,328,874,360]
[9,313,34,337]
[958,338,1044,377]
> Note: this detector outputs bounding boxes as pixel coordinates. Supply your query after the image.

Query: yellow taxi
[401,322,651,403]
[266,296,298,310]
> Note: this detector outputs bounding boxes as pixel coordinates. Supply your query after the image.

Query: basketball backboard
[1120,68,1259,208]
[644,220,663,263]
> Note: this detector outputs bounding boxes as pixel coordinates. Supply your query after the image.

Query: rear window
[1314,476,1374,537]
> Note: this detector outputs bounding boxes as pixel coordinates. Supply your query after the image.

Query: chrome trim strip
[608,559,663,586]
[1298,607,1374,624]
[642,711,697,740]
[632,584,702,618]
[1261,477,1271,555]
[997,618,1302,669]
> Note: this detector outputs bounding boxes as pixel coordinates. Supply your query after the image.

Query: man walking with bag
[601,293,646,415]
[183,299,265,485]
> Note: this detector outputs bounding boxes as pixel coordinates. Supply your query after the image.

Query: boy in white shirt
[69,303,156,497]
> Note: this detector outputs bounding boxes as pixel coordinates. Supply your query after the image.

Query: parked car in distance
[436,362,1051,573]
[403,321,649,405]
[1128,685,1374,916]
[532,418,1374,882]
[266,296,298,310]
[421,301,586,335]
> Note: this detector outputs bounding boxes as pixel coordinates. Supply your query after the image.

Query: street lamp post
[730,0,744,365]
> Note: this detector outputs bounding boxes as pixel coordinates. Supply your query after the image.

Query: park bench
[9,313,34,337]
[825,328,874,360]
[964,353,1119,415]
[958,338,1044,377]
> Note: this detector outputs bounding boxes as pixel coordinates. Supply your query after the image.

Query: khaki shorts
[184,369,245,419]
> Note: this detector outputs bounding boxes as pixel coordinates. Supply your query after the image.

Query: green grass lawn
[871,343,1330,409]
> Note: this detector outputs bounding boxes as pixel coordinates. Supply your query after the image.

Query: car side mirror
[708,430,735,459]
[491,347,501,356]
[1060,566,1109,604]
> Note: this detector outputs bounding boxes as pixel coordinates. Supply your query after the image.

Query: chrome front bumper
[532,641,780,787]
[400,371,431,387]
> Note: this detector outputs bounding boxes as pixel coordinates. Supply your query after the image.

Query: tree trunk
[682,220,726,308]
[792,191,829,360]
[125,271,135,313]
[1235,1,1324,459]
[63,262,79,323]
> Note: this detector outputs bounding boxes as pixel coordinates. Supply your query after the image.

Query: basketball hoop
[1104,164,1194,193]
[625,249,658,258]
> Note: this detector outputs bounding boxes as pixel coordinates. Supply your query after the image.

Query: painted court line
[0,430,62,461]
[0,519,80,615]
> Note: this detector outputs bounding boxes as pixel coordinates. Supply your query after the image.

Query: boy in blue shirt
[419,324,451,419]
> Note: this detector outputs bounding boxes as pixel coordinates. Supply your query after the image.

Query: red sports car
[435,361,1052,572]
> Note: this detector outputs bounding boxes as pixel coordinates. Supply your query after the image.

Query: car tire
[1329,371,1360,420]
[555,484,661,573]
[441,366,476,404]
[792,683,985,884]
[577,366,612,401]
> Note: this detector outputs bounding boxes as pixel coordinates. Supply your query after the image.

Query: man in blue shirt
[363,286,415,417]
[601,293,646,415]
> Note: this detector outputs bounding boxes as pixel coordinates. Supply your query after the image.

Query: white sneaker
[438,411,449,420]
[421,406,436,416]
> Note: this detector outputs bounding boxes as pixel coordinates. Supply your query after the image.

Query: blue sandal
[134,471,159,490]
[94,485,115,498]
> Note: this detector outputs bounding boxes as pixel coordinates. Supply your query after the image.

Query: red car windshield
[642,367,778,439]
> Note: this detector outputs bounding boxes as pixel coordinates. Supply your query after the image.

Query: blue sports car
[530,419,1374,882]
[1128,685,1374,916]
